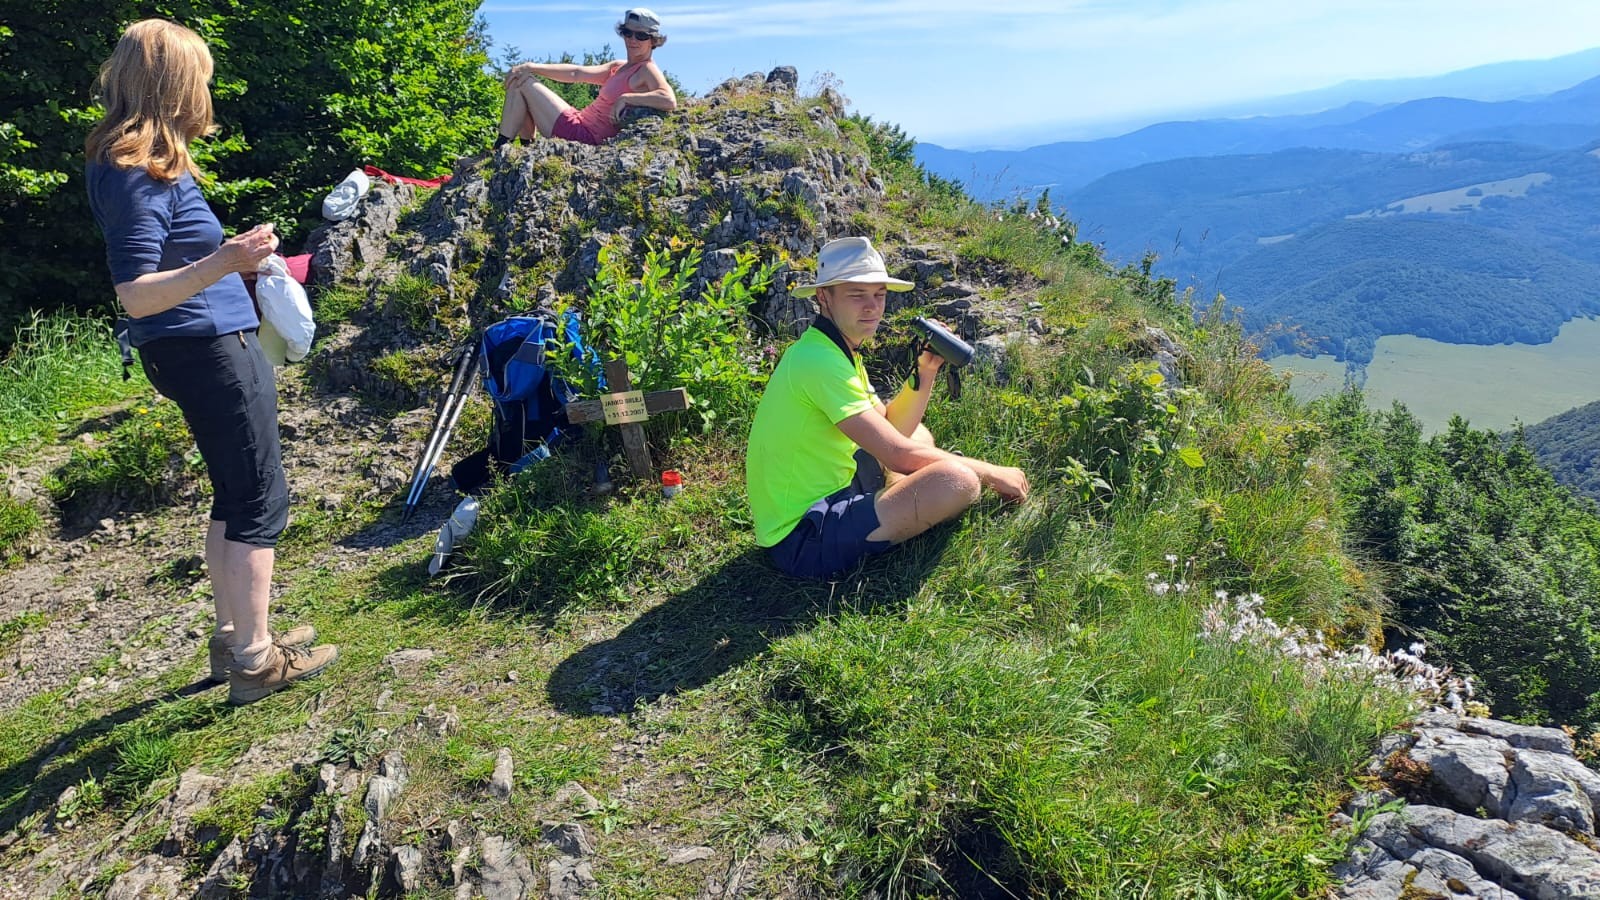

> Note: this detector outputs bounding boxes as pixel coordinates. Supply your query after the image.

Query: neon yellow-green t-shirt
[747,327,878,547]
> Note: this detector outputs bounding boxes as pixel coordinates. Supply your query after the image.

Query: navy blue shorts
[139,330,289,547]
[767,449,892,579]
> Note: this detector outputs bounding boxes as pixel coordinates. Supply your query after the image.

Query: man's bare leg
[867,458,981,544]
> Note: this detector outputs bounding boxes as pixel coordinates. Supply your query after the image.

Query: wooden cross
[562,358,690,479]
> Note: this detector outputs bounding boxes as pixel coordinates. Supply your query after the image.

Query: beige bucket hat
[792,237,914,297]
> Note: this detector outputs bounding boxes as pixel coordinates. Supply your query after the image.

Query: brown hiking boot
[208,625,318,683]
[227,642,338,705]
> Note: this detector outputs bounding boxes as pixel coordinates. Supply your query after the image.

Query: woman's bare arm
[612,62,678,120]
[506,61,618,85]
[114,224,277,319]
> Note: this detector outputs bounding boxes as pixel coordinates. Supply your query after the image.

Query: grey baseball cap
[618,8,664,36]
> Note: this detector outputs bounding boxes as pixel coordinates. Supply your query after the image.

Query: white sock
[234,639,274,672]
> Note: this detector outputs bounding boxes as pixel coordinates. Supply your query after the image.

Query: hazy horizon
[480,1,1600,148]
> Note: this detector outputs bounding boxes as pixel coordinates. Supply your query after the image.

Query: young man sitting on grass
[746,237,1030,579]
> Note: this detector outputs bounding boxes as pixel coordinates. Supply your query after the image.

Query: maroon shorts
[551,108,603,145]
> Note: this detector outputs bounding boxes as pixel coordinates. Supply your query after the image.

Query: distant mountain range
[918,70,1600,201]
[973,47,1600,149]
[1197,47,1600,121]
[917,54,1600,365]
[1068,140,1600,360]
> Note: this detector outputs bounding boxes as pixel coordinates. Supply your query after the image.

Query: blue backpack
[450,313,600,493]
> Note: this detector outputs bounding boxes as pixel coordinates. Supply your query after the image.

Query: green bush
[559,242,776,436]
[932,349,1198,508]
[46,399,199,512]
[1318,391,1600,728]
[1,0,500,339]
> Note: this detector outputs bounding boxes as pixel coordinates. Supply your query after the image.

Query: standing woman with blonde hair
[85,19,336,705]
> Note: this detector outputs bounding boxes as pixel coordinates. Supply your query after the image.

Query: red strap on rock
[362,165,451,188]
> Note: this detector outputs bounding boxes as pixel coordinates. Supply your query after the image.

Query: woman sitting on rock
[495,8,677,148]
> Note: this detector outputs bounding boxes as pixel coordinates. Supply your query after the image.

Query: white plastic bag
[429,497,479,577]
[321,168,371,221]
[255,254,315,362]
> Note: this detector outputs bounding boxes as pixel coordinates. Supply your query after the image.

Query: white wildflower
[1195,590,1468,714]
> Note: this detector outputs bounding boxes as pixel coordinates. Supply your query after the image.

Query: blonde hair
[84,19,215,182]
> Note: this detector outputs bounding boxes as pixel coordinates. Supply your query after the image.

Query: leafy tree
[1319,392,1600,728]
[0,0,500,340]
[841,113,962,199]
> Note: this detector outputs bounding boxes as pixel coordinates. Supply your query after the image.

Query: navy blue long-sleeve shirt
[86,162,257,347]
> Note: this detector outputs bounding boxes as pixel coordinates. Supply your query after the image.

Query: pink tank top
[574,62,644,142]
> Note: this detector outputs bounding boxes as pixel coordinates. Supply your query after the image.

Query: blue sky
[479,1,1600,148]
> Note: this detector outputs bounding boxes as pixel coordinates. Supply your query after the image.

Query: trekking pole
[420,342,480,495]
[402,341,480,524]
[401,345,469,525]
[401,339,481,525]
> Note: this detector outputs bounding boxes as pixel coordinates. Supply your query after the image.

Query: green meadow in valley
[1271,315,1600,433]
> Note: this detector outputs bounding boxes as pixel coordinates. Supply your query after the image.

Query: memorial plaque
[602,390,648,425]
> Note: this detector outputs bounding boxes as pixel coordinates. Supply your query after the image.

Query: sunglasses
[617,27,655,41]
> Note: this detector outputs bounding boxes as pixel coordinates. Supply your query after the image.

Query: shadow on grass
[0,679,216,839]
[546,526,956,717]
[329,483,463,554]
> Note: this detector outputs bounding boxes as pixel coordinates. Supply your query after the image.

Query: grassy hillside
[1271,316,1600,434]
[0,81,1555,897]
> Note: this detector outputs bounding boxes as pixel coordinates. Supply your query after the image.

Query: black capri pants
[138,329,289,547]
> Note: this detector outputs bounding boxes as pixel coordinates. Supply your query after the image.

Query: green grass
[416,169,1407,891]
[380,274,444,334]
[0,494,42,568]
[443,247,1403,895]
[312,284,367,328]
[0,118,1424,896]
[763,140,808,168]
[0,611,48,656]
[0,312,150,462]
[463,442,752,613]
[44,397,199,513]
[365,347,444,411]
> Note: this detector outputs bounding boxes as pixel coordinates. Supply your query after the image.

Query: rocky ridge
[306,68,1041,411]
[1337,712,1600,898]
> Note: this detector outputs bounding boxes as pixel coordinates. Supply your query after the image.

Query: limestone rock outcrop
[1336,712,1600,899]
